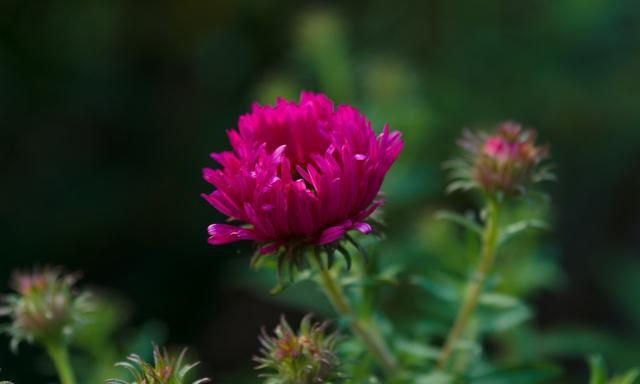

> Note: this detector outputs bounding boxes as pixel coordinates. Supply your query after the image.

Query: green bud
[107,344,210,384]
[255,315,342,384]
[447,121,553,196]
[0,266,92,351]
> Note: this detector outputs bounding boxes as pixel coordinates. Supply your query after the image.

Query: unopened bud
[0,266,91,351]
[255,315,341,383]
[107,344,211,384]
[450,121,552,196]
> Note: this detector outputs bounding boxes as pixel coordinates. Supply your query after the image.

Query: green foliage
[589,356,639,384]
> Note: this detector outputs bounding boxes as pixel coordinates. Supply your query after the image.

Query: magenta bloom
[202,92,403,255]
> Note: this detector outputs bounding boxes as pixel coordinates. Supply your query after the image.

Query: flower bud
[107,344,211,384]
[449,121,552,196]
[0,267,91,350]
[255,315,341,383]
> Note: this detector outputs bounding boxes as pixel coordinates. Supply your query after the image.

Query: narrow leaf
[435,210,482,236]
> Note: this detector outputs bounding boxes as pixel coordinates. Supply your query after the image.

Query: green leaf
[435,210,483,236]
[589,356,640,384]
[589,355,608,384]
[479,292,523,309]
[413,372,455,384]
[498,219,549,246]
[611,369,640,384]
[479,304,532,332]
[410,275,460,303]
[470,364,561,384]
[394,338,440,361]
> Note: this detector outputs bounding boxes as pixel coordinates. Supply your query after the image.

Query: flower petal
[207,224,260,245]
[316,220,351,245]
[353,222,372,234]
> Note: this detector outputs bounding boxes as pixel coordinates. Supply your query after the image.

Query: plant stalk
[44,339,77,384]
[437,196,500,370]
[311,250,399,377]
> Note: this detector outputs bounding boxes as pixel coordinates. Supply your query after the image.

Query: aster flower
[0,266,91,351]
[447,121,552,196]
[107,344,211,384]
[255,315,342,384]
[202,92,403,274]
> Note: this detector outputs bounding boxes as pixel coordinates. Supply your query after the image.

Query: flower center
[262,124,332,169]
[240,96,336,170]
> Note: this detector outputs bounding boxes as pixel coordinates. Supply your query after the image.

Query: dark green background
[1,0,640,382]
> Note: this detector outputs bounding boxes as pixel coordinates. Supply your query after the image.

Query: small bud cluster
[0,267,91,350]
[449,121,552,196]
[107,344,211,384]
[255,315,341,384]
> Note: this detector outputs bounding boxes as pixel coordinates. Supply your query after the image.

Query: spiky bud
[255,315,341,384]
[0,266,92,351]
[107,344,211,384]
[448,121,553,196]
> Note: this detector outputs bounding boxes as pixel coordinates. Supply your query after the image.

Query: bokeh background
[1,1,640,382]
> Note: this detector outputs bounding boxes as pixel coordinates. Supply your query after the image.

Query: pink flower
[202,92,403,255]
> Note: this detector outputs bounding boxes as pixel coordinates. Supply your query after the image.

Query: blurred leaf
[74,296,124,352]
[479,304,532,333]
[589,355,640,384]
[534,327,640,366]
[497,219,549,246]
[341,264,402,287]
[470,363,561,384]
[394,338,440,361]
[611,369,640,384]
[590,355,609,384]
[410,275,460,303]
[413,372,454,384]
[73,295,127,382]
[479,292,523,309]
[435,210,483,237]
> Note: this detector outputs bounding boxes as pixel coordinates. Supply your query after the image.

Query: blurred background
[1,0,640,382]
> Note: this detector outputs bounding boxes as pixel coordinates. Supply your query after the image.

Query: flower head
[107,344,210,384]
[449,121,552,196]
[256,315,341,384]
[202,92,403,268]
[0,266,91,351]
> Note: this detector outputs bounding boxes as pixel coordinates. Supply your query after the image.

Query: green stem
[311,250,399,377]
[437,196,500,371]
[44,339,77,384]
